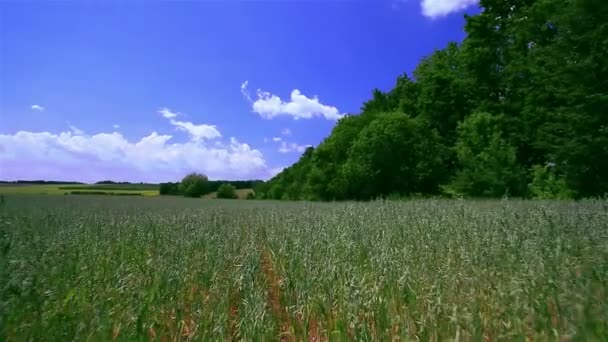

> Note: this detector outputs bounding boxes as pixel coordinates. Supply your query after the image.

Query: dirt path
[260,248,293,341]
[260,248,325,342]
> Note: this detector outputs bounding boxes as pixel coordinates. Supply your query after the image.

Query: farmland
[0,184,159,196]
[1,195,607,341]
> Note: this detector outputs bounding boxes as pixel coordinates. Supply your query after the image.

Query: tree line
[160,173,259,199]
[258,0,608,200]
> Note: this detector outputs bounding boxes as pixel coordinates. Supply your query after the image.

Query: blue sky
[0,0,479,182]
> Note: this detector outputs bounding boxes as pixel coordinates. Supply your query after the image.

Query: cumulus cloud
[421,0,478,18]
[0,108,282,182]
[0,129,272,182]
[272,137,282,142]
[31,104,45,111]
[278,141,311,154]
[281,128,292,136]
[113,124,120,129]
[241,81,343,120]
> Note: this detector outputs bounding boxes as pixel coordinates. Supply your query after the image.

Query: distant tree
[179,173,208,198]
[159,182,180,195]
[217,183,238,199]
[253,182,269,200]
[246,192,256,200]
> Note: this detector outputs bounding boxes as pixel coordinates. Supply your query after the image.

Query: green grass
[0,184,159,196]
[0,195,606,340]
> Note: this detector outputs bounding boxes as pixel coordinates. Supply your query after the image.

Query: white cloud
[0,108,283,181]
[281,128,292,136]
[240,81,252,102]
[241,81,343,120]
[272,137,282,142]
[159,107,179,119]
[278,141,311,154]
[421,0,478,18]
[0,129,272,182]
[113,124,120,129]
[169,119,221,141]
[31,105,45,111]
[159,107,222,141]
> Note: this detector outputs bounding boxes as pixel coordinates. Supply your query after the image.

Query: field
[0,184,159,196]
[0,196,606,341]
[204,188,255,200]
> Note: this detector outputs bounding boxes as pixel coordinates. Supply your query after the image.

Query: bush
[217,183,238,199]
[528,164,574,199]
[159,182,180,195]
[246,192,255,200]
[179,173,209,198]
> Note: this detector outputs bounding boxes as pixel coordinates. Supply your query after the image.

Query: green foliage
[246,192,256,200]
[159,182,180,195]
[341,112,448,199]
[446,112,523,197]
[179,173,209,198]
[261,0,606,200]
[216,183,238,199]
[528,164,574,199]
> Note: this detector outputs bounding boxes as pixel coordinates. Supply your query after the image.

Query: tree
[217,183,238,199]
[179,173,208,198]
[159,182,180,195]
[414,42,472,144]
[341,112,448,199]
[446,112,523,197]
[261,0,608,200]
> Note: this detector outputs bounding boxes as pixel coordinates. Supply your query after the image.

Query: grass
[0,195,606,341]
[0,184,159,196]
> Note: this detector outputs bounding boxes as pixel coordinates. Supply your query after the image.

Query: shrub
[179,173,209,198]
[217,183,238,199]
[159,182,180,195]
[528,164,574,199]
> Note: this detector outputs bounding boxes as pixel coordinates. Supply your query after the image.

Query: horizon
[1,0,480,183]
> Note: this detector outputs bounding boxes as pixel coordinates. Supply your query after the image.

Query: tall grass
[0,196,606,340]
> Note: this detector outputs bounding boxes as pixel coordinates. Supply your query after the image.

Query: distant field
[0,184,255,198]
[0,184,159,196]
[204,188,254,199]
[58,184,159,191]
[1,195,606,340]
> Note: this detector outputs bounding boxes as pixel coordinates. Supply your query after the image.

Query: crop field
[0,184,159,196]
[0,195,606,341]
